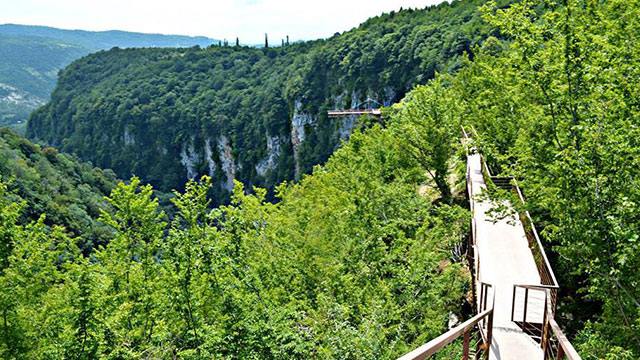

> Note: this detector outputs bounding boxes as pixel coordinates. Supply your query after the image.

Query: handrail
[477,154,560,302]
[549,319,581,360]
[511,284,581,360]
[327,109,382,117]
[511,284,549,325]
[514,284,558,290]
[397,308,493,360]
[397,282,494,360]
[513,179,560,288]
[463,126,580,359]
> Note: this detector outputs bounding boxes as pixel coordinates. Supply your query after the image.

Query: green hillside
[0,24,215,49]
[27,0,494,200]
[1,0,638,358]
[0,24,217,131]
[0,35,87,130]
[0,128,117,251]
[1,86,471,358]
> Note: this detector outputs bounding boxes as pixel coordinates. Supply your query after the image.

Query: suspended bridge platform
[327,109,382,117]
[327,97,383,118]
[398,130,580,360]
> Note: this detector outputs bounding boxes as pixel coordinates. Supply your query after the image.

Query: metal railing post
[523,288,529,324]
[483,285,489,312]
[463,329,470,360]
[542,292,549,354]
[485,306,494,360]
[511,285,516,322]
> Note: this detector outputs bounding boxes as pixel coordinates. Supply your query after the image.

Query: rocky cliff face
[180,139,200,180]
[217,135,236,192]
[291,100,317,179]
[26,0,486,197]
[171,92,376,191]
[174,135,238,192]
[256,135,284,178]
[204,138,217,177]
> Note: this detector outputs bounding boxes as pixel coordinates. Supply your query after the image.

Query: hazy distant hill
[0,24,215,49]
[0,24,217,131]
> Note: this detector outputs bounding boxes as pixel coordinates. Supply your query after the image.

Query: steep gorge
[27,0,494,200]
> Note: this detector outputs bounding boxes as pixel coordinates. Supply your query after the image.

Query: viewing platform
[327,108,382,117]
[327,97,383,118]
[398,129,580,360]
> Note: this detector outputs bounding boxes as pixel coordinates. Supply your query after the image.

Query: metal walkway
[398,130,580,360]
[468,153,544,359]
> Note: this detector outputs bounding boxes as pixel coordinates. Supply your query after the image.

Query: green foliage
[10,0,640,356]
[0,24,217,129]
[393,79,461,203]
[0,128,117,251]
[27,0,493,198]
[0,79,471,357]
[450,0,640,356]
[0,34,86,132]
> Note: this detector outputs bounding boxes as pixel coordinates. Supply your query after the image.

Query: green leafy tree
[94,177,166,357]
[459,0,640,356]
[393,79,460,203]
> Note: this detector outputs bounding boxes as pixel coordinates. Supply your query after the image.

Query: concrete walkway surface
[468,153,545,360]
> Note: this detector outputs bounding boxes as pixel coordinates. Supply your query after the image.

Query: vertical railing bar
[483,285,488,312]
[485,298,495,360]
[542,291,549,356]
[523,288,529,324]
[511,285,516,322]
[463,329,470,360]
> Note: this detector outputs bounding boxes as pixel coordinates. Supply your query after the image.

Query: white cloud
[0,0,447,43]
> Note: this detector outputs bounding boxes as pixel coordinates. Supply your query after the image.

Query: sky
[0,0,447,44]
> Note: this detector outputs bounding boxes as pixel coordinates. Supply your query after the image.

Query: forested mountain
[1,0,639,358]
[27,0,495,200]
[0,24,215,49]
[0,24,216,131]
[0,35,86,130]
[0,128,117,252]
[1,91,471,358]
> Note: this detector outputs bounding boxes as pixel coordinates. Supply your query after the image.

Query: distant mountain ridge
[0,24,216,49]
[0,24,218,131]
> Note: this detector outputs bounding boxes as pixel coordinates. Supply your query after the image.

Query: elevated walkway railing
[478,149,560,313]
[466,125,560,311]
[397,283,495,360]
[464,126,581,360]
[327,109,382,117]
[327,97,383,117]
[399,127,580,359]
[511,284,581,360]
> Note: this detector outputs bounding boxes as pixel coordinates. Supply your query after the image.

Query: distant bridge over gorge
[398,128,581,360]
[327,97,383,118]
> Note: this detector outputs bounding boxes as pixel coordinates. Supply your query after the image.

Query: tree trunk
[435,172,452,204]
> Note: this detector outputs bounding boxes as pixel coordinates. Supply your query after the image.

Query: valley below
[0,0,638,358]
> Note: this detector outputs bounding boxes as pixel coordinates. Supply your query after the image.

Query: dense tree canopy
[449,0,640,357]
[27,0,496,200]
[1,97,470,357]
[2,0,639,358]
[0,24,217,131]
[0,128,116,251]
